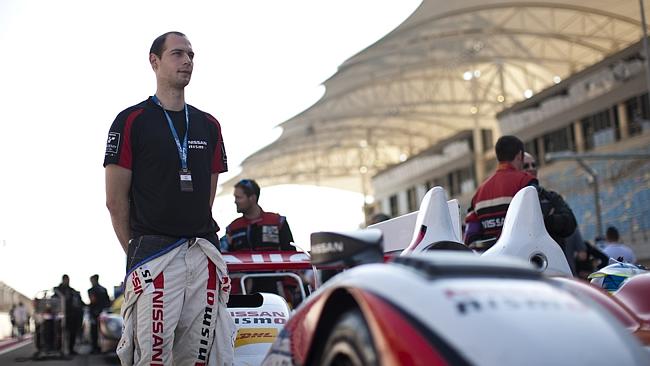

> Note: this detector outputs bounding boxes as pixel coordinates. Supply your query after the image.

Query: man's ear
[149,54,158,70]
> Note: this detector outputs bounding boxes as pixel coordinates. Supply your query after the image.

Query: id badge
[179,169,193,192]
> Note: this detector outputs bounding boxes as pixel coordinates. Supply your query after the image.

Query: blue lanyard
[152,95,189,170]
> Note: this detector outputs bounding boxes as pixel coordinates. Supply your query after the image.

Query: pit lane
[0,337,119,365]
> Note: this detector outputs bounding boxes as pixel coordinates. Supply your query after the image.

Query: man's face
[234,187,255,214]
[523,154,537,177]
[151,34,194,89]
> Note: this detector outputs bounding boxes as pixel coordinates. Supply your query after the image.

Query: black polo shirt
[104,97,227,239]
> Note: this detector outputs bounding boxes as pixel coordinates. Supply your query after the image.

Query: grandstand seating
[541,142,650,253]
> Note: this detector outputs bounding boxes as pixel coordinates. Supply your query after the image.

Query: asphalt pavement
[0,336,119,366]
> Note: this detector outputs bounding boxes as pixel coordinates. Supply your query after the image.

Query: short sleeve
[103,108,143,169]
[206,113,228,173]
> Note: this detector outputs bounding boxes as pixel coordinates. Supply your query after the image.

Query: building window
[581,107,619,150]
[407,187,418,212]
[544,126,575,154]
[446,167,475,197]
[482,129,493,152]
[389,194,398,218]
[447,172,457,197]
[625,93,650,137]
[458,166,475,195]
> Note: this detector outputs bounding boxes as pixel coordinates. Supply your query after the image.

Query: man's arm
[105,164,132,253]
[210,173,219,208]
[542,189,577,238]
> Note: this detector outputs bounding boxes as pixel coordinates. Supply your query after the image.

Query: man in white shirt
[602,226,636,263]
[12,302,28,338]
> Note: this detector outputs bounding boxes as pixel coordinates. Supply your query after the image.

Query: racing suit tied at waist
[118,237,235,366]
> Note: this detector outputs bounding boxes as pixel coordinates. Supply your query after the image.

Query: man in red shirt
[463,135,537,246]
[225,179,295,251]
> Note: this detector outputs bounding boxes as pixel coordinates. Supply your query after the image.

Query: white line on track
[0,337,32,356]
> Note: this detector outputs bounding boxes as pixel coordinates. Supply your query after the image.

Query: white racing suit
[117,237,236,366]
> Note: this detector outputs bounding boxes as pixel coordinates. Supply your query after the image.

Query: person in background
[54,274,83,355]
[464,136,537,247]
[11,302,27,339]
[601,226,636,263]
[88,274,111,354]
[523,152,580,272]
[9,304,16,338]
[225,179,295,251]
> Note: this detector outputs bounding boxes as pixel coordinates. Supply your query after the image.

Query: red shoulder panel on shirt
[118,108,144,169]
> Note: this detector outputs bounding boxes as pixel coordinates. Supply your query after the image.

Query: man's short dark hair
[606,226,620,241]
[150,31,186,58]
[235,179,261,201]
[90,274,99,281]
[495,135,524,162]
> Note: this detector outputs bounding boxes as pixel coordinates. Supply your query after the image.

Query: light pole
[640,0,650,103]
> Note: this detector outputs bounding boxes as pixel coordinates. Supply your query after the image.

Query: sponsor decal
[235,328,278,348]
[197,290,215,362]
[311,241,344,255]
[131,271,143,295]
[105,132,120,155]
[444,287,587,315]
[230,311,287,317]
[150,273,164,365]
[130,266,153,295]
[221,276,231,294]
[232,317,287,325]
[151,290,164,364]
[197,260,218,362]
[188,139,208,150]
[481,217,504,229]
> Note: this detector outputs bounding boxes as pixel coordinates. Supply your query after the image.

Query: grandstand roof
[225,0,648,193]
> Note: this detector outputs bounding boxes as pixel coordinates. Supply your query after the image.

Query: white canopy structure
[224,0,648,196]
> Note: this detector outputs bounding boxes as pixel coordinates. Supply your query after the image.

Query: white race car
[261,187,650,365]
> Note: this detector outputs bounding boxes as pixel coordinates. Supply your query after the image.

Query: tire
[318,308,378,366]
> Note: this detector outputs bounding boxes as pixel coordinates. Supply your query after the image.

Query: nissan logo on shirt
[188,140,208,150]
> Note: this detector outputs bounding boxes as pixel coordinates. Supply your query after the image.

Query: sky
[0,0,421,300]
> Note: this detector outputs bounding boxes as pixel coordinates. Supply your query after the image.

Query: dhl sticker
[235,328,278,347]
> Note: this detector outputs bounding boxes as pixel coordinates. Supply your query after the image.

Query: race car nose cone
[402,186,463,255]
[483,186,572,277]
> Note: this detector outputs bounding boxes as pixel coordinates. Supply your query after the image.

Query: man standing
[464,136,538,246]
[225,179,295,251]
[602,226,636,263]
[523,152,581,273]
[54,275,83,355]
[87,274,111,354]
[11,302,28,339]
[104,31,234,365]
[522,152,577,241]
